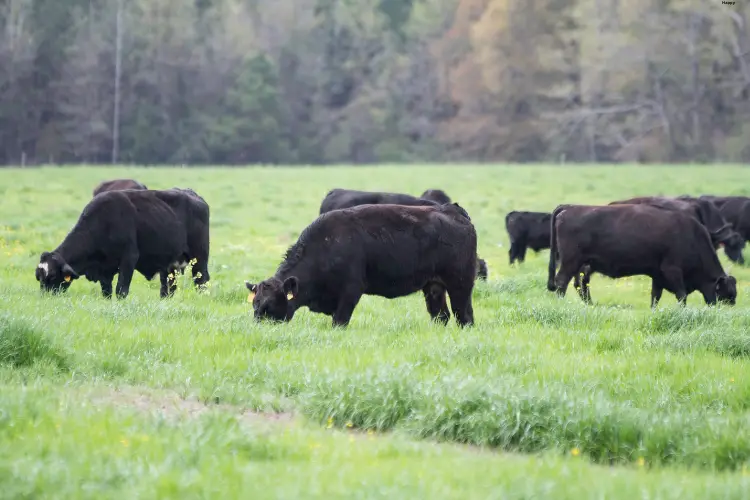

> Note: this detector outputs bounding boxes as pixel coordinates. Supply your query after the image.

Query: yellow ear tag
[287,292,294,300]
[247,292,255,303]
[64,276,71,283]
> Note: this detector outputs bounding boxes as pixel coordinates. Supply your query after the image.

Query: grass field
[2,165,750,498]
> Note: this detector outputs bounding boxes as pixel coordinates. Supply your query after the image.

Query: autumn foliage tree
[0,0,747,165]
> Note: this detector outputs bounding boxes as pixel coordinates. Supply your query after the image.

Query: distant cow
[319,188,488,281]
[420,189,452,204]
[319,188,438,214]
[505,211,554,264]
[36,189,210,299]
[245,203,477,328]
[92,178,147,197]
[547,204,737,307]
[611,196,745,263]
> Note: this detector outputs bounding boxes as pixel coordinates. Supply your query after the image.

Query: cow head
[245,277,299,322]
[36,251,79,293]
[722,233,746,264]
[715,275,737,305]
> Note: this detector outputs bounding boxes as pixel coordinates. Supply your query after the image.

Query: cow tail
[547,205,568,291]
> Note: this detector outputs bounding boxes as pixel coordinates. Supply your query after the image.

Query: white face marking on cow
[37,262,49,277]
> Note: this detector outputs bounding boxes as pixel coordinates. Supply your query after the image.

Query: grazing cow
[245,203,477,328]
[318,188,438,214]
[319,188,488,281]
[611,196,745,263]
[36,189,210,299]
[420,189,452,204]
[92,178,147,197]
[505,211,554,264]
[547,204,737,307]
[693,195,750,262]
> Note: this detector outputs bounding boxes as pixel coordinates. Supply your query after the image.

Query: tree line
[1,0,748,166]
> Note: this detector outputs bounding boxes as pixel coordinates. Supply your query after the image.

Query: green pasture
[2,165,750,498]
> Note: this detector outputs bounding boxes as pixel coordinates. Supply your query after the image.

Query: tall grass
[2,165,750,495]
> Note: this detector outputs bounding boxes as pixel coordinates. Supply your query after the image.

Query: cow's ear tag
[64,276,72,283]
[287,292,294,300]
[247,292,255,303]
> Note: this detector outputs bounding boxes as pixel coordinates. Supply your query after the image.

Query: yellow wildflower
[326,417,333,429]
[570,447,580,457]
[345,421,353,428]
[730,378,735,383]
[637,457,645,467]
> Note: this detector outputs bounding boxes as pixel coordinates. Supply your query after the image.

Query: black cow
[245,203,477,328]
[93,178,147,197]
[505,211,554,264]
[420,189,452,204]
[694,195,750,263]
[319,188,438,214]
[319,188,488,281]
[547,204,737,307]
[612,196,745,263]
[36,189,210,299]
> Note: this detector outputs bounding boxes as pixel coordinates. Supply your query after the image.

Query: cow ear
[40,251,51,260]
[62,263,79,280]
[245,281,257,292]
[283,276,299,299]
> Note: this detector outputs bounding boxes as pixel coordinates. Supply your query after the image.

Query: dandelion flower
[326,417,333,429]
[730,378,735,383]
[345,421,353,428]
[570,447,581,457]
[637,457,645,467]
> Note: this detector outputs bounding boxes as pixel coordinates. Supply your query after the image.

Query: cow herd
[34,178,748,329]
[510,195,745,307]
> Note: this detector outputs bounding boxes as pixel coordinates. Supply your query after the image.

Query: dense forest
[0,0,748,165]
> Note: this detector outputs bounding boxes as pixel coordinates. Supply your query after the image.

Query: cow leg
[115,249,139,299]
[423,282,450,325]
[660,264,687,305]
[517,245,527,263]
[574,268,592,304]
[332,289,362,328]
[100,275,114,299]
[447,286,474,327]
[191,257,210,290]
[509,242,518,265]
[159,270,177,298]
[650,278,664,308]
[553,257,582,298]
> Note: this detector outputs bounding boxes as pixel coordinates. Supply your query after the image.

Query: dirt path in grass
[87,386,296,426]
